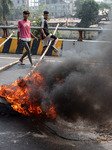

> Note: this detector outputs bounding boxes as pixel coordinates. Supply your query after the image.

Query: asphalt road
[0,53,112,150]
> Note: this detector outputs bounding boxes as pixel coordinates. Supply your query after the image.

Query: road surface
[0,53,112,150]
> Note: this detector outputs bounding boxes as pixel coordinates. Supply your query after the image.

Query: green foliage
[29,6,43,38]
[99,2,111,20]
[0,4,3,20]
[99,2,111,12]
[9,6,25,21]
[29,5,62,38]
[30,16,42,38]
[77,0,99,27]
[0,0,13,24]
[75,0,85,17]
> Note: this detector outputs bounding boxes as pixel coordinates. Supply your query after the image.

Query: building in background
[95,0,103,3]
[103,0,112,4]
[30,0,38,7]
[31,0,76,18]
[11,0,29,8]
[95,0,112,4]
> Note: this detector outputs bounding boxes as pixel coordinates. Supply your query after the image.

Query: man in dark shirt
[40,11,59,55]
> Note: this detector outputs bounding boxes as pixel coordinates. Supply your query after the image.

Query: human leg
[24,41,32,65]
[20,41,32,65]
[41,46,47,55]
[50,35,58,47]
[41,37,49,55]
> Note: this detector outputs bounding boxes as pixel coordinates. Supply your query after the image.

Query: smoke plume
[1,23,112,124]
[34,23,112,123]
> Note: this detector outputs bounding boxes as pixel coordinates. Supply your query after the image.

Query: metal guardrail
[0,26,105,31]
[0,26,104,41]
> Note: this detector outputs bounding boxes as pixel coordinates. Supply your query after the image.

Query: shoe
[31,63,35,67]
[52,46,60,55]
[19,59,25,65]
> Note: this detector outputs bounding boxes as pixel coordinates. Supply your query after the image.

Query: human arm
[17,31,20,45]
[30,33,38,41]
[40,29,46,39]
[40,19,46,39]
[17,21,21,45]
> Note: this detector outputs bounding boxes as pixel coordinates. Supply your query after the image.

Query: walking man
[17,10,38,66]
[40,11,59,55]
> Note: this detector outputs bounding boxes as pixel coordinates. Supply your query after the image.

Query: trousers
[20,40,32,64]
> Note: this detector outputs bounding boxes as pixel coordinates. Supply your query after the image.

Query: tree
[0,0,13,25]
[77,0,99,27]
[29,6,43,38]
[99,2,111,21]
[99,2,111,13]
[8,6,25,21]
[75,0,85,17]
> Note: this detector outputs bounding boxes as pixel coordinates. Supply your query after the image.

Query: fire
[0,72,56,119]
[56,77,64,83]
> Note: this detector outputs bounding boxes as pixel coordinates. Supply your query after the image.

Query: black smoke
[1,24,112,124]
[33,23,112,123]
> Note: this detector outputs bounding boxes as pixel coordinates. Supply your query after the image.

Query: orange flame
[0,72,56,119]
[56,77,64,83]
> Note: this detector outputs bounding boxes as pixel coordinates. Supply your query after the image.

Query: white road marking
[0,56,63,62]
[0,57,19,60]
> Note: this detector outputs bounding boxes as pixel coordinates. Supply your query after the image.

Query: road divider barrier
[0,38,63,56]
